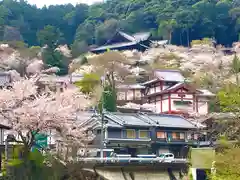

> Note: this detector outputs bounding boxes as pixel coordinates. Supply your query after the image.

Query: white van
[158,153,174,162]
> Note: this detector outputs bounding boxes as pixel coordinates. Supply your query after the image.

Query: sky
[27,0,103,8]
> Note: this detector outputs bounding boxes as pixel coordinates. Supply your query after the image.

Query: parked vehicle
[95,149,115,157]
[157,153,174,162]
[137,154,156,163]
[137,154,157,158]
[113,154,131,162]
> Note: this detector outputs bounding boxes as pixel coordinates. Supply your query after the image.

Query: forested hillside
[0,0,240,49]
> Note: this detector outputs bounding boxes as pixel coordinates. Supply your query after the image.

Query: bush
[191,38,212,46]
[5,41,28,49]
[71,41,89,58]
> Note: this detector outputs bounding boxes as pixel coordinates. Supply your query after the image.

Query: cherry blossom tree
[0,76,94,158]
[117,102,156,112]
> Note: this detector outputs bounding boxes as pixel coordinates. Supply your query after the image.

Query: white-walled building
[116,69,215,116]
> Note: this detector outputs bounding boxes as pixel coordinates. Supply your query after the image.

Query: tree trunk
[180,31,182,46]
[169,31,172,44]
[236,73,239,86]
[187,28,190,47]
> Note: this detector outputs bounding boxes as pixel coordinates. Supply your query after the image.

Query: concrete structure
[83,162,188,180]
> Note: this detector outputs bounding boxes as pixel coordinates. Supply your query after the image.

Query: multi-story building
[116,84,145,106]
[84,112,206,158]
[116,69,215,116]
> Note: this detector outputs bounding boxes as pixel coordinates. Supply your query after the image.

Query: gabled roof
[145,82,202,97]
[119,31,136,42]
[155,70,185,82]
[163,82,201,93]
[91,31,151,53]
[132,32,151,42]
[143,69,185,85]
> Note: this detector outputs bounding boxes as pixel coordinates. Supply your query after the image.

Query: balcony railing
[77,157,188,164]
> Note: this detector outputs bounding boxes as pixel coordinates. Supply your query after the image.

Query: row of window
[157,132,185,140]
[125,129,149,139]
[117,90,142,101]
[124,129,198,140]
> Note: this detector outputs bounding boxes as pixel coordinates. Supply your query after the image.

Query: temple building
[116,69,215,116]
[90,31,151,54]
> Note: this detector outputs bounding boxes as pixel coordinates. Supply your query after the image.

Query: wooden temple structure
[91,31,151,53]
[116,69,215,116]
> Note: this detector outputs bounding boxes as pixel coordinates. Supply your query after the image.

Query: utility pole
[100,76,105,162]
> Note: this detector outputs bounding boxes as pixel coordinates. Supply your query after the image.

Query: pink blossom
[0,76,93,149]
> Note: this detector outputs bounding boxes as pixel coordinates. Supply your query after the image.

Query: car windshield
[159,154,165,157]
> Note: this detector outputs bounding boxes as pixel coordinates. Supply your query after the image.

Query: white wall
[198,101,208,115]
[156,101,161,113]
[162,99,169,112]
[197,97,209,115]
[156,86,161,93]
[150,87,155,94]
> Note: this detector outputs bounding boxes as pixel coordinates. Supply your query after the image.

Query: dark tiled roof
[142,69,185,85]
[105,112,153,127]
[91,41,137,52]
[83,111,197,129]
[139,113,196,129]
[154,69,185,82]
[91,31,151,52]
[100,112,197,129]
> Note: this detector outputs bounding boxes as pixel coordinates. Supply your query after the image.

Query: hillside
[1,40,239,92]
[0,0,239,51]
[72,41,240,94]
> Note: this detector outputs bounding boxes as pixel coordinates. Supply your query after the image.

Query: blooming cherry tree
[0,76,93,156]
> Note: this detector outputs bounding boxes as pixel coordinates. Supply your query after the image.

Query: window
[174,101,192,106]
[117,91,126,100]
[172,132,185,140]
[139,130,149,139]
[157,132,166,139]
[135,90,142,100]
[194,134,199,140]
[180,133,185,140]
[126,129,136,138]
[172,132,177,139]
[168,154,173,158]
[150,87,155,94]
[127,90,134,100]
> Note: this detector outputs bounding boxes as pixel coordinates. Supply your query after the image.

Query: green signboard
[190,148,215,169]
[32,132,48,150]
